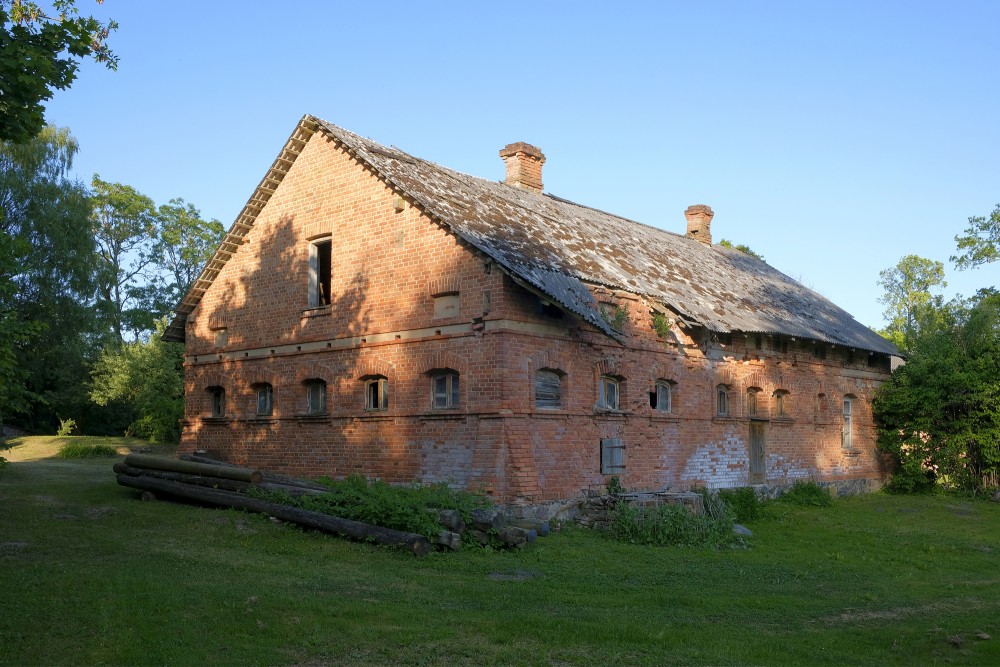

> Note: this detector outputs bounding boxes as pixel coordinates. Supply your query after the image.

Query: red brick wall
[180,132,890,507]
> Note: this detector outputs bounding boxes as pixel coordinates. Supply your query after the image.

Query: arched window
[253,383,273,416]
[650,380,673,413]
[717,384,731,416]
[208,386,225,418]
[842,395,854,449]
[535,369,563,410]
[304,379,327,415]
[429,370,460,409]
[364,376,388,411]
[599,375,621,411]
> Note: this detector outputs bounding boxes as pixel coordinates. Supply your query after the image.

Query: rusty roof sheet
[165,115,897,356]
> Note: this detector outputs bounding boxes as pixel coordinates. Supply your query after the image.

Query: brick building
[164,115,899,511]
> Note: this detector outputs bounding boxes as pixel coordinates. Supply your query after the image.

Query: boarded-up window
[600,438,625,474]
[308,239,332,308]
[747,388,760,418]
[535,369,562,409]
[433,294,460,318]
[773,390,789,417]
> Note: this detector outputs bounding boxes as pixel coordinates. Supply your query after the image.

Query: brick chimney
[684,204,715,244]
[500,142,545,193]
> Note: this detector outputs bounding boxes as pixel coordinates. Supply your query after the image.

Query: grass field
[2,436,1000,666]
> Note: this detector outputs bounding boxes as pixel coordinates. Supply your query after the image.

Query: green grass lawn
[2,436,999,666]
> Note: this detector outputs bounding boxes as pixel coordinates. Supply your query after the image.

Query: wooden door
[749,421,766,484]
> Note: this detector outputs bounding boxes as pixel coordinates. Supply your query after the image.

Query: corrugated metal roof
[165,115,898,357]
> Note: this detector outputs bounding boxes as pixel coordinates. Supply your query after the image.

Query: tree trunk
[470,508,505,532]
[115,474,430,556]
[114,462,252,492]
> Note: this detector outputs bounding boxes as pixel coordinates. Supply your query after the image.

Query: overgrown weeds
[608,493,740,548]
[779,480,833,507]
[249,474,493,543]
[56,442,119,459]
[717,486,767,522]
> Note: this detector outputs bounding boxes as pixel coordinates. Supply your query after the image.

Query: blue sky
[44,1,999,329]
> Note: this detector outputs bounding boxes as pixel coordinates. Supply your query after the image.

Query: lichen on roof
[164,114,898,357]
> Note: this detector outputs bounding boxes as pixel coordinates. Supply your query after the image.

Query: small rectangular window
[717,385,729,416]
[365,377,388,411]
[256,385,273,416]
[210,387,225,418]
[308,239,332,308]
[306,381,327,415]
[842,397,853,449]
[747,390,759,418]
[600,438,625,474]
[599,376,620,411]
[650,381,672,413]
[431,372,459,409]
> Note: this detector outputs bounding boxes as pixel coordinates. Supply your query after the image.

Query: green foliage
[779,480,833,507]
[952,203,1000,270]
[56,417,76,436]
[0,125,98,428]
[250,474,493,544]
[90,319,184,442]
[0,455,7,472]
[150,198,224,315]
[606,475,624,495]
[874,290,1000,495]
[651,312,670,338]
[877,254,947,352]
[56,441,117,458]
[608,495,739,548]
[599,304,628,331]
[717,486,766,522]
[718,238,765,261]
[0,1,118,143]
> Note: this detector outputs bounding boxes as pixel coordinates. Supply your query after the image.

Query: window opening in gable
[430,370,460,409]
[305,379,327,415]
[599,375,621,411]
[308,239,332,308]
[433,293,460,319]
[535,369,563,409]
[365,376,388,411]
[649,380,673,413]
[254,383,273,416]
[600,438,625,474]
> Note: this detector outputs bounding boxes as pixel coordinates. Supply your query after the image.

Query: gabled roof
[164,114,898,357]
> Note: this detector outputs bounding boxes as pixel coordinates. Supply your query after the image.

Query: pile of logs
[114,454,547,556]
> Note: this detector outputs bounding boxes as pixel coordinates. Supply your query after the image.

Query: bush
[717,486,766,523]
[779,480,833,507]
[56,442,119,459]
[0,456,7,473]
[609,496,739,548]
[251,474,493,544]
[57,418,77,436]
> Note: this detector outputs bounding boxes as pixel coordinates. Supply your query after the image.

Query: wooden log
[125,454,263,484]
[436,509,466,533]
[115,474,430,556]
[140,491,157,502]
[509,519,550,537]
[470,508,505,532]
[179,454,331,491]
[114,462,252,493]
[436,530,462,551]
